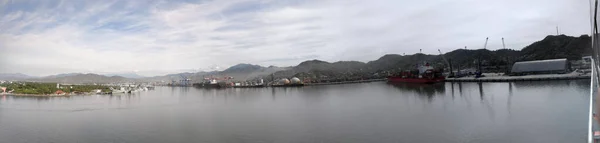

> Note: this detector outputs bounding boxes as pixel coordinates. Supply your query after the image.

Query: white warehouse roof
[511,59,568,73]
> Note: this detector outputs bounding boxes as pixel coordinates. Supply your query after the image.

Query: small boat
[130,88,142,93]
[110,87,129,94]
[233,84,266,88]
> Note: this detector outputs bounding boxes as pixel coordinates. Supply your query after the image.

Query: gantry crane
[180,74,191,86]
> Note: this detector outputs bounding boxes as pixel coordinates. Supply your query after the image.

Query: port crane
[502,37,511,73]
[168,76,177,86]
[204,75,232,80]
[179,74,191,86]
[438,49,453,77]
[476,37,489,78]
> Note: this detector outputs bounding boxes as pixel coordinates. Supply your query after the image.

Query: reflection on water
[511,80,586,88]
[0,80,591,143]
[478,82,484,100]
[508,82,513,115]
[387,82,445,101]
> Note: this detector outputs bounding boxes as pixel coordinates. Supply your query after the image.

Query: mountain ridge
[2,34,590,83]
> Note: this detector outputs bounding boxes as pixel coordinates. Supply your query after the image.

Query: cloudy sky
[0,0,591,76]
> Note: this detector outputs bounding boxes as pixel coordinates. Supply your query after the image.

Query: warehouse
[510,59,570,75]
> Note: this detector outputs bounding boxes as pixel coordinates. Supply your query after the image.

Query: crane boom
[178,74,190,86]
[438,49,450,68]
[476,37,488,78]
[438,49,453,77]
[483,37,489,49]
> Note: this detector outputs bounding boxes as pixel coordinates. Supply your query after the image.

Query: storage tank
[290,77,302,84]
[279,78,290,85]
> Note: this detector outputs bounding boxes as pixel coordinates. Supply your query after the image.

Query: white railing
[589,60,596,143]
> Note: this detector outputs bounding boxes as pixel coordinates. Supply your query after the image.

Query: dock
[445,72,590,82]
[305,79,386,86]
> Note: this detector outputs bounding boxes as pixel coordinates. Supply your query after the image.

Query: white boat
[131,88,142,93]
[110,87,128,94]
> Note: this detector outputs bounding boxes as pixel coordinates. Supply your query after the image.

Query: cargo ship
[387,62,445,84]
[233,79,266,88]
[233,84,266,88]
[193,77,233,89]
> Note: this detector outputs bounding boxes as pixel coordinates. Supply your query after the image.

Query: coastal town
[0,81,155,96]
[0,35,593,96]
[0,54,592,97]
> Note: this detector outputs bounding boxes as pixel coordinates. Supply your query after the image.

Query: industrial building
[571,56,593,70]
[510,58,570,75]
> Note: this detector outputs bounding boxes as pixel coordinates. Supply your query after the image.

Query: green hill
[264,34,591,82]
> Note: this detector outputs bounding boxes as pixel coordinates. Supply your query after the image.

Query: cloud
[0,0,591,76]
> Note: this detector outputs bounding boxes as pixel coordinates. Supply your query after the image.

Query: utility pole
[502,37,510,73]
[556,26,559,35]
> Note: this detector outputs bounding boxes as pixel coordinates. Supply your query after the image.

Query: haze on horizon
[0,0,591,77]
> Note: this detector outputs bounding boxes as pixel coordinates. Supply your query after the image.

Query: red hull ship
[387,62,445,84]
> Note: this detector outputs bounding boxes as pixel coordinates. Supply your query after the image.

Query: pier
[445,72,590,82]
[305,79,386,86]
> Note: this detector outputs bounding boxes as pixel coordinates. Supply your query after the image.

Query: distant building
[511,58,570,75]
[55,90,65,95]
[583,56,592,64]
[571,56,592,70]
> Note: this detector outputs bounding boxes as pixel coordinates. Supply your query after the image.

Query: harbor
[0,82,156,97]
[446,72,591,82]
[304,78,386,86]
[0,80,589,143]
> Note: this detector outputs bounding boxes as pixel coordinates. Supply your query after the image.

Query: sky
[0,0,592,76]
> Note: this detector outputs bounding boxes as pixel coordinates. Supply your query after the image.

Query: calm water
[0,80,591,143]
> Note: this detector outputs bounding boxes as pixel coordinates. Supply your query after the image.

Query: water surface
[0,80,590,143]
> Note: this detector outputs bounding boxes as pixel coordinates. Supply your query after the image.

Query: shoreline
[446,72,590,82]
[304,79,387,86]
[1,93,99,97]
[3,74,590,96]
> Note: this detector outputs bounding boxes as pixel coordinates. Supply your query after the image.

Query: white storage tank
[279,78,290,85]
[290,77,302,84]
